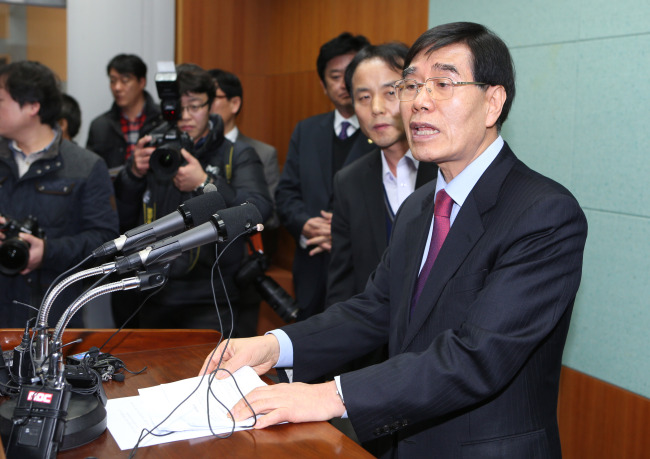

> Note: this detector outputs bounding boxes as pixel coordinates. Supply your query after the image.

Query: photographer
[113,64,272,335]
[0,61,119,328]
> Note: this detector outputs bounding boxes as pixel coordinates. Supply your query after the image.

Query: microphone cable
[126,227,260,458]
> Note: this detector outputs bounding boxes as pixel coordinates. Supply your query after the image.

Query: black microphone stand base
[0,391,107,451]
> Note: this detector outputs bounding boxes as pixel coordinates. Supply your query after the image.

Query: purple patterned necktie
[410,189,454,313]
[338,121,351,140]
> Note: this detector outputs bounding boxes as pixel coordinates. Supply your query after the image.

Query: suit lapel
[361,150,387,258]
[345,131,374,167]
[401,196,484,350]
[399,144,517,351]
[393,188,437,345]
[415,162,438,189]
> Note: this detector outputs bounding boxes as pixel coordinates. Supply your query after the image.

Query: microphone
[115,202,263,273]
[92,187,226,257]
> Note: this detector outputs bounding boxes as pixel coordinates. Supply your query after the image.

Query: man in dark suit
[275,32,374,320]
[203,22,588,459]
[327,42,437,306]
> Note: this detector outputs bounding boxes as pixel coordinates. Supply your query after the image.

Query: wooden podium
[0,329,372,458]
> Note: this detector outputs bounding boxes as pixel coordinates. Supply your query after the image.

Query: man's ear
[230,96,242,116]
[25,101,41,119]
[485,85,506,129]
[138,77,146,91]
[319,78,327,95]
[58,118,69,136]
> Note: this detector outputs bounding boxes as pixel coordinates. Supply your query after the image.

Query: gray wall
[66,0,174,327]
[428,0,650,397]
[67,0,175,148]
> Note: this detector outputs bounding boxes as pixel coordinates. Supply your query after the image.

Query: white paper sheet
[106,366,266,450]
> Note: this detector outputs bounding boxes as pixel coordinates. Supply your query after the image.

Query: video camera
[235,245,299,323]
[0,215,45,276]
[147,64,194,181]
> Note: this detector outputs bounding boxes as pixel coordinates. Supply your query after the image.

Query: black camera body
[148,123,194,181]
[235,251,299,323]
[147,67,194,181]
[0,215,45,276]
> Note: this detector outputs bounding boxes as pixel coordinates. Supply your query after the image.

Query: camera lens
[149,146,183,181]
[0,238,30,276]
[257,276,299,323]
[158,151,175,168]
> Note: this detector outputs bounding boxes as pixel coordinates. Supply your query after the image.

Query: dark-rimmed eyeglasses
[180,101,209,113]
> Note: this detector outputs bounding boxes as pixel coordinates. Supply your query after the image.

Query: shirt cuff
[266,329,294,368]
[299,234,309,249]
[334,375,348,419]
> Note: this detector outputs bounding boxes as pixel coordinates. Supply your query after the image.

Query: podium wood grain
[0,329,372,459]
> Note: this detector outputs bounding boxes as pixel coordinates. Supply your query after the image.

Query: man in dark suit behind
[275,32,374,320]
[203,22,588,459]
[327,42,437,307]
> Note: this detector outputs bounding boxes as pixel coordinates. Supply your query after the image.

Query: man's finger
[309,246,324,256]
[136,135,152,147]
[253,409,286,429]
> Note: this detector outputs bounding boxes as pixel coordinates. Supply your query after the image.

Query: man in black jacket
[86,54,162,173]
[113,64,272,335]
[0,61,119,328]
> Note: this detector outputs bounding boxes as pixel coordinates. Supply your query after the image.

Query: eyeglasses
[181,101,209,113]
[394,77,488,102]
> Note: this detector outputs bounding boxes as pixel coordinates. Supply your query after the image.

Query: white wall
[66,0,175,147]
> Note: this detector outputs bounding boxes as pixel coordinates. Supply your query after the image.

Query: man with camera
[113,64,272,335]
[0,61,119,328]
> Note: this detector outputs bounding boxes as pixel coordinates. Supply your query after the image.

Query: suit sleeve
[275,123,310,241]
[285,193,588,442]
[262,145,280,204]
[326,170,356,306]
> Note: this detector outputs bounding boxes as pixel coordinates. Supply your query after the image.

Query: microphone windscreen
[183,191,226,227]
[214,202,263,240]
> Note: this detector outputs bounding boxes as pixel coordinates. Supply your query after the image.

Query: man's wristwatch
[194,173,213,193]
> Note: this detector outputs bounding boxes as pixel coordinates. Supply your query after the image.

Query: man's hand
[230,381,346,429]
[173,148,206,192]
[199,335,280,380]
[131,135,155,178]
[18,232,44,275]
[303,210,332,255]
